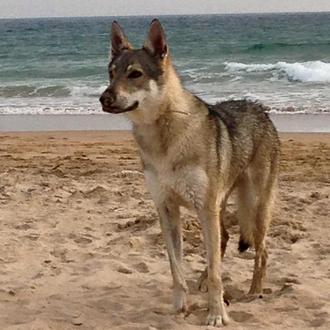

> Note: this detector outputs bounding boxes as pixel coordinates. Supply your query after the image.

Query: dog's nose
[99,94,106,105]
[99,90,116,106]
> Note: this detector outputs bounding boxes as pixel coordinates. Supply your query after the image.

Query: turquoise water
[0,13,330,114]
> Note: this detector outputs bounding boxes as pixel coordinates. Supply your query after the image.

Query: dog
[100,19,280,327]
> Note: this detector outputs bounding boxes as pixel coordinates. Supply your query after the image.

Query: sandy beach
[0,131,329,330]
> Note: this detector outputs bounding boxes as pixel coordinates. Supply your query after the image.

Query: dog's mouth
[102,101,139,114]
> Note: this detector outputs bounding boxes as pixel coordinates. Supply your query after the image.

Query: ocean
[0,13,330,115]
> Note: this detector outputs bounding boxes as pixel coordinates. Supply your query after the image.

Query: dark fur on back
[209,100,272,136]
[208,99,280,176]
[209,100,278,146]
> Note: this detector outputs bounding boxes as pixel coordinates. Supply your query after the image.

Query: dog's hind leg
[245,152,278,295]
[249,170,277,295]
[158,200,188,313]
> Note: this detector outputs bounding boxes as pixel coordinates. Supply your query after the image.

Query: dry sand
[0,131,329,330]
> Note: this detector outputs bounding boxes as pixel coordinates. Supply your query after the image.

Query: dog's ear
[143,19,168,59]
[111,21,132,58]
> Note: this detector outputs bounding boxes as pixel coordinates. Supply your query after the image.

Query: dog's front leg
[144,169,187,312]
[198,204,229,327]
[157,201,188,313]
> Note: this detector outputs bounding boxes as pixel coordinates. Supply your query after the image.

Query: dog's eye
[128,70,143,79]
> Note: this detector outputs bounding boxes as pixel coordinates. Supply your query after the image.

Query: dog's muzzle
[99,89,139,114]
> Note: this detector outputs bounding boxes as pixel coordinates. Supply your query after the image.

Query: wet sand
[0,131,329,329]
[0,113,330,132]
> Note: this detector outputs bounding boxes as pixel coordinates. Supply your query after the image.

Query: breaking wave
[224,61,330,83]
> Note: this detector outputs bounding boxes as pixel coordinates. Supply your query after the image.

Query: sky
[0,0,330,19]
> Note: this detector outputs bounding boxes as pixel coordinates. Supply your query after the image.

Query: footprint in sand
[134,262,149,273]
[117,266,133,274]
[69,233,93,245]
[229,310,255,323]
[309,316,328,328]
[274,283,295,297]
[224,285,245,301]
[23,232,40,241]
[15,223,32,230]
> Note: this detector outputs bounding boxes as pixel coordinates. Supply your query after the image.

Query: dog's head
[100,19,170,121]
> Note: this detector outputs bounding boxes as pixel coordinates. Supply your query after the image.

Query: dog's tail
[236,197,255,253]
[238,235,251,252]
[235,174,256,253]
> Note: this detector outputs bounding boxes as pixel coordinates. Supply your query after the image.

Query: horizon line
[1,10,330,20]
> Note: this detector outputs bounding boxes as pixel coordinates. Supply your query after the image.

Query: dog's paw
[205,312,230,327]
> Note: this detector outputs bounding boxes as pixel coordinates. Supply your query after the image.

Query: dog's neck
[129,62,208,157]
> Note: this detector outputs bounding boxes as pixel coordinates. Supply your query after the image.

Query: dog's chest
[134,125,208,209]
[143,153,208,210]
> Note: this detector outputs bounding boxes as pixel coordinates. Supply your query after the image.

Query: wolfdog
[100,19,280,327]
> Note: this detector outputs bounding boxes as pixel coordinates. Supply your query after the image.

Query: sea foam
[224,61,330,83]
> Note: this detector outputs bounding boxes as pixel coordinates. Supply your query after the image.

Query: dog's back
[209,99,280,178]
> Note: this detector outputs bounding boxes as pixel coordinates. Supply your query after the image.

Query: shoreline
[0,113,330,133]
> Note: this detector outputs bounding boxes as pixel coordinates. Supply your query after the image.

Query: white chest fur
[143,154,208,210]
